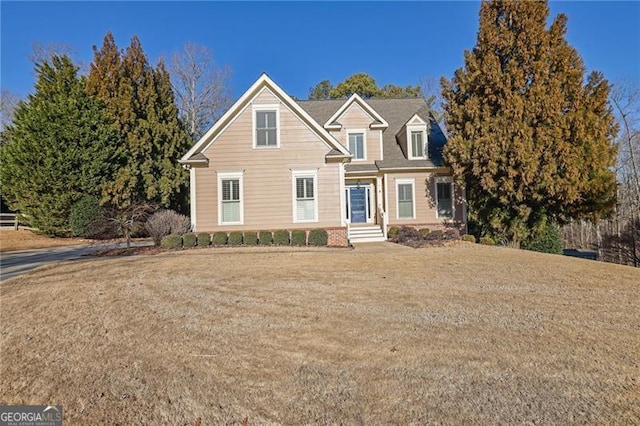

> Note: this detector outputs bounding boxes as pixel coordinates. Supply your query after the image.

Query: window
[396,180,415,219]
[292,171,318,222]
[253,105,279,148]
[436,179,454,219]
[347,131,366,160]
[218,172,243,225]
[406,124,427,159]
[411,131,424,158]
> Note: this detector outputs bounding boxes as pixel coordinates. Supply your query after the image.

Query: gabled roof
[299,97,448,170]
[321,93,389,130]
[180,74,351,164]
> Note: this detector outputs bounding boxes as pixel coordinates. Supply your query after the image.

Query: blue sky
[2,1,639,100]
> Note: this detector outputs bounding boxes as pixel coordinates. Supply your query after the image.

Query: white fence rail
[0,213,19,230]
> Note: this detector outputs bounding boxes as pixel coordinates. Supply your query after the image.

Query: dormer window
[411,131,424,158]
[406,124,427,159]
[253,104,280,148]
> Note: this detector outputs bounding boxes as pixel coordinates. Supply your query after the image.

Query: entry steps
[348,225,386,243]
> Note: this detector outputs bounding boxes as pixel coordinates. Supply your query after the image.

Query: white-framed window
[347,130,366,160]
[292,170,318,223]
[407,125,427,159]
[218,172,243,225]
[253,104,280,148]
[435,177,454,219]
[396,179,415,219]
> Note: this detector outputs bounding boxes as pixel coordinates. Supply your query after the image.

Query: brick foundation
[326,226,349,247]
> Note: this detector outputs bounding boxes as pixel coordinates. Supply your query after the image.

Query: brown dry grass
[1,243,639,424]
[0,229,90,252]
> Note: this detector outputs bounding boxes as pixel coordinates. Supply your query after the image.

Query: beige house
[180,74,466,246]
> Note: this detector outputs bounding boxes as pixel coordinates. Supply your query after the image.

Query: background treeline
[0,32,231,237]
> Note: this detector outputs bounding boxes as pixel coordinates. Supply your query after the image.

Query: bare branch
[170,43,232,140]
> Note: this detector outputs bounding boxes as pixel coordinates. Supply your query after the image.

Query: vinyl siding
[328,103,382,163]
[194,88,342,232]
[386,172,465,225]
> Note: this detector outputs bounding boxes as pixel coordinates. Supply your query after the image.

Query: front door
[349,187,367,223]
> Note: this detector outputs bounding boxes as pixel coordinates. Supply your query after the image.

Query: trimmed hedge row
[160,228,329,250]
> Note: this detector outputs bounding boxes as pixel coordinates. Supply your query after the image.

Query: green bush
[244,231,258,246]
[228,231,243,246]
[197,233,211,247]
[182,232,197,247]
[308,228,328,246]
[388,226,400,238]
[462,234,477,243]
[424,229,444,241]
[258,231,273,245]
[273,230,290,246]
[291,229,307,246]
[212,231,228,246]
[160,234,182,249]
[419,228,430,236]
[523,224,563,254]
[69,195,105,238]
[479,236,496,246]
[444,228,460,240]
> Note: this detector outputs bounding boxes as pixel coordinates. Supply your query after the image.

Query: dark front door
[350,187,367,223]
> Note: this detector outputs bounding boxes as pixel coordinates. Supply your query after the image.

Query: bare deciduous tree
[418,76,444,121]
[170,43,232,140]
[0,89,21,131]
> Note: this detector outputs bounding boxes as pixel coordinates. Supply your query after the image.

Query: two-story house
[180,74,466,246]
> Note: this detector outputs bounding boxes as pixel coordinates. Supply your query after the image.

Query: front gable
[324,94,388,130]
[180,74,350,167]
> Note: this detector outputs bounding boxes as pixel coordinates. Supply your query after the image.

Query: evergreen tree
[308,74,423,100]
[441,0,618,243]
[87,33,190,210]
[0,56,120,235]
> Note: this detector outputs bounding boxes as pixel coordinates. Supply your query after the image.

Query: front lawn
[1,243,638,423]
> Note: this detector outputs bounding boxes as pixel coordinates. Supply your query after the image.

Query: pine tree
[87,33,190,210]
[0,56,120,235]
[441,0,617,243]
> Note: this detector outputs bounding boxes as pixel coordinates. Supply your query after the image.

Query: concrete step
[348,226,385,243]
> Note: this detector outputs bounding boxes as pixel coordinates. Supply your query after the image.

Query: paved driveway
[0,241,152,281]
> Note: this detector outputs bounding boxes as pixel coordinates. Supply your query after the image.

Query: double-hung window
[218,172,243,225]
[254,105,279,148]
[407,124,427,159]
[396,179,415,219]
[293,171,318,222]
[436,179,454,219]
[411,131,424,158]
[348,131,365,160]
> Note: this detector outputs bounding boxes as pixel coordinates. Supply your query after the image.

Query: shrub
[308,228,328,246]
[182,232,197,247]
[479,236,496,245]
[197,233,211,247]
[462,234,477,243]
[160,234,182,249]
[69,195,106,238]
[291,230,307,246]
[398,226,421,243]
[419,228,430,237]
[273,230,290,246]
[258,231,273,246]
[523,224,563,254]
[388,227,400,238]
[244,231,258,246]
[145,210,191,246]
[444,228,460,240]
[424,229,444,241]
[228,231,243,246]
[212,232,228,246]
